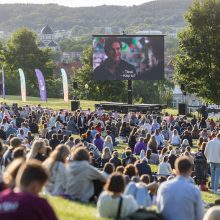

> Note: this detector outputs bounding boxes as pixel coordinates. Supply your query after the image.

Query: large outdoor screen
[93,35,164,81]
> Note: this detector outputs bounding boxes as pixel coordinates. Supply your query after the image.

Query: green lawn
[0,95,179,115]
[46,190,218,220]
[0,95,98,111]
[46,196,109,220]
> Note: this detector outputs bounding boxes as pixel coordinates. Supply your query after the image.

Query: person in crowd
[181,139,190,151]
[26,139,47,162]
[204,133,220,194]
[203,206,220,220]
[65,136,74,148]
[171,129,181,146]
[49,134,60,151]
[155,129,164,149]
[159,147,168,163]
[93,133,104,152]
[109,151,122,168]
[122,150,137,167]
[157,156,172,176]
[46,126,56,140]
[94,37,136,80]
[103,135,113,153]
[17,128,26,140]
[3,158,24,189]
[135,157,152,180]
[190,115,197,127]
[146,149,159,165]
[124,164,138,180]
[5,124,17,139]
[148,135,158,154]
[191,124,200,139]
[128,130,138,152]
[100,147,111,168]
[2,137,22,171]
[199,117,207,129]
[151,119,160,133]
[161,126,169,141]
[0,160,58,220]
[43,144,70,195]
[168,149,177,170]
[60,135,68,144]
[181,130,193,146]
[124,174,152,208]
[0,126,7,141]
[29,119,39,134]
[200,129,209,140]
[134,137,147,155]
[101,162,114,178]
[66,116,78,134]
[65,147,106,202]
[97,173,138,218]
[156,156,204,220]
[77,112,87,135]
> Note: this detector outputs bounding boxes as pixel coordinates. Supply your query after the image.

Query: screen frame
[92,34,165,81]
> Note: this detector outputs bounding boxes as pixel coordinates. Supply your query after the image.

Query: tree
[174,0,220,103]
[73,46,127,102]
[4,28,54,96]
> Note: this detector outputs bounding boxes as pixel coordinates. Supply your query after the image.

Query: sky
[0,0,154,7]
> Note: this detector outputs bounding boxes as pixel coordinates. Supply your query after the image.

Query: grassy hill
[0,0,193,34]
[1,95,217,219]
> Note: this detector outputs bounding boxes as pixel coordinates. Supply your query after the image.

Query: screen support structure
[128,80,133,104]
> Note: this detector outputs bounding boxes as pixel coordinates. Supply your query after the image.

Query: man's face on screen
[108,42,121,63]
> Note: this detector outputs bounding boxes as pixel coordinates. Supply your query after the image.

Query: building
[172,85,203,113]
[39,24,59,51]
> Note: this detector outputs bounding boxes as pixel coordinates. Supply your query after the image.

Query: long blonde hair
[26,139,46,161]
[102,147,111,159]
[43,144,70,170]
[104,135,112,143]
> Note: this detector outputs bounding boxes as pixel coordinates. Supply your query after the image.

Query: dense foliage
[0,0,193,34]
[174,0,220,103]
[0,28,61,97]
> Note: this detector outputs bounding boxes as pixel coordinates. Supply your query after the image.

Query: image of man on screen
[94,37,136,80]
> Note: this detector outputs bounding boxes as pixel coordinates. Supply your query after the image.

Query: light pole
[85,84,89,100]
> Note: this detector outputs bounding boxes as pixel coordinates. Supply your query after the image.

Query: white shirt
[156,176,204,220]
[97,192,138,218]
[204,138,220,163]
[157,162,172,176]
[171,134,181,145]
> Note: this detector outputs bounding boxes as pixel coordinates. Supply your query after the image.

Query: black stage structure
[95,102,166,113]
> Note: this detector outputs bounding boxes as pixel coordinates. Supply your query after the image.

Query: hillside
[0,0,193,35]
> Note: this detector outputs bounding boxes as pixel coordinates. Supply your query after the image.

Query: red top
[0,189,58,220]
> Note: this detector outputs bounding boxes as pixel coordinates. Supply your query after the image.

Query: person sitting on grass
[97,173,138,219]
[0,159,58,220]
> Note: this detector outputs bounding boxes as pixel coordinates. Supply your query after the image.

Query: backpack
[120,209,164,220]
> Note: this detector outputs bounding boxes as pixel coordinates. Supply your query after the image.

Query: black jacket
[94,58,136,80]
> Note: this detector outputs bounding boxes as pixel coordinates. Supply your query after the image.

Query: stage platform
[95,102,167,113]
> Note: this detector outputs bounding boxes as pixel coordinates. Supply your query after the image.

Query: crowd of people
[0,102,219,220]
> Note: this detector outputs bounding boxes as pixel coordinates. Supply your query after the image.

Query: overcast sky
[0,0,154,7]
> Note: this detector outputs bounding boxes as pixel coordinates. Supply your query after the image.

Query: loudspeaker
[73,82,78,89]
[71,100,80,111]
[178,103,187,115]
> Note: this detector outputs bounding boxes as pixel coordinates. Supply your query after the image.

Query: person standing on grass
[156,156,204,220]
[204,133,220,194]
